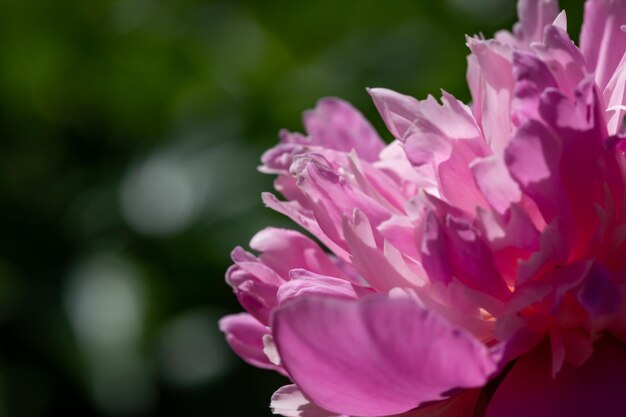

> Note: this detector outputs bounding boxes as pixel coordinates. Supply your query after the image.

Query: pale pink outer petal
[531,25,587,96]
[303,98,385,162]
[262,193,351,262]
[466,37,515,156]
[368,88,421,140]
[270,385,346,417]
[436,139,491,213]
[552,10,567,32]
[250,227,348,281]
[514,0,560,44]
[580,0,626,90]
[226,247,284,324]
[604,52,626,134]
[346,151,408,213]
[218,313,286,375]
[378,214,421,260]
[485,336,626,417]
[277,269,373,304]
[470,155,522,215]
[342,209,425,292]
[292,156,391,248]
[272,296,496,417]
[375,141,436,197]
[401,92,491,212]
[467,54,483,122]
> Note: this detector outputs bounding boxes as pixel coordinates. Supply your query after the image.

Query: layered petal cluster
[220,1,626,416]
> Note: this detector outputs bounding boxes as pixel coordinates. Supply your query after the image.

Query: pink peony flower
[219,0,626,416]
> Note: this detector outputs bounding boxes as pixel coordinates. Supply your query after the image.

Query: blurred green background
[0,0,582,415]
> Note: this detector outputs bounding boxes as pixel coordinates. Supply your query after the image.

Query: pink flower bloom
[220,1,626,416]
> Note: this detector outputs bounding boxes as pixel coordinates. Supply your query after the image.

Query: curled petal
[219,313,286,375]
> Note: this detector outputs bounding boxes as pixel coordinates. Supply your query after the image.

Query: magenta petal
[486,336,626,417]
[393,390,480,417]
[420,212,453,285]
[444,216,511,301]
[272,296,496,417]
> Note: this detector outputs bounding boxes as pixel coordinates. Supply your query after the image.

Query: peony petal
[443,216,511,301]
[262,192,351,262]
[219,313,286,375]
[552,10,567,32]
[471,155,522,215]
[303,98,385,162]
[375,140,436,197]
[603,52,626,134]
[485,336,626,417]
[436,138,491,213]
[531,25,586,98]
[514,0,560,44]
[292,155,392,248]
[343,209,425,292]
[379,214,420,260]
[272,296,496,417]
[368,88,421,140]
[277,269,372,304]
[390,389,480,417]
[401,91,491,212]
[226,247,284,324]
[505,118,564,222]
[226,264,279,324]
[420,211,453,285]
[250,227,348,281]
[511,50,558,125]
[270,385,346,417]
[466,37,515,155]
[580,0,626,91]
[576,262,621,317]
